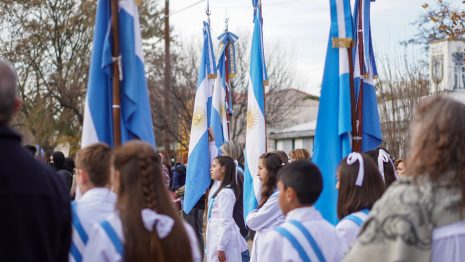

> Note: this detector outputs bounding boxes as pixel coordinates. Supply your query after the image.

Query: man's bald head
[0,59,19,125]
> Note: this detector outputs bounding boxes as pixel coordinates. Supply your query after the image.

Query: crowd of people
[1,57,465,262]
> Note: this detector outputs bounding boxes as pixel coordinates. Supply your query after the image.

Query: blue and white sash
[342,209,370,227]
[275,220,327,262]
[70,202,88,262]
[100,220,124,256]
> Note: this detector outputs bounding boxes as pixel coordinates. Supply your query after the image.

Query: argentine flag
[353,0,382,151]
[183,21,217,214]
[313,0,354,224]
[243,1,268,218]
[81,0,155,148]
[210,31,239,151]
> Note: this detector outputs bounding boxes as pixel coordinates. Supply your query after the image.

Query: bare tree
[376,50,430,158]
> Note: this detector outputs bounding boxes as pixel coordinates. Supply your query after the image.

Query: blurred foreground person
[0,59,71,261]
[344,96,465,262]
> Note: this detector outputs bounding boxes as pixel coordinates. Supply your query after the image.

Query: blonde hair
[289,148,310,161]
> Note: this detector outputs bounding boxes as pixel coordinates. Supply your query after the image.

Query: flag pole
[224,18,232,141]
[110,0,122,147]
[353,0,365,153]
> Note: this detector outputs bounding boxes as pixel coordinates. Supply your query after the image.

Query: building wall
[430,40,465,92]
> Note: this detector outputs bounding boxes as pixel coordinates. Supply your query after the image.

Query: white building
[430,40,465,92]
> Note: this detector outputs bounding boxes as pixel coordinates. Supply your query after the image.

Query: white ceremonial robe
[261,206,346,262]
[432,219,465,262]
[246,191,285,262]
[206,187,248,262]
[82,213,201,262]
[70,187,116,262]
[335,209,369,248]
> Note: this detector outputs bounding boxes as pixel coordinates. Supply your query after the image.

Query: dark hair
[278,160,323,205]
[113,141,192,262]
[212,156,240,199]
[0,60,18,125]
[258,152,286,208]
[63,157,75,174]
[337,153,385,219]
[273,150,289,165]
[23,144,37,156]
[408,95,465,210]
[52,151,66,169]
[365,147,397,188]
[76,143,112,187]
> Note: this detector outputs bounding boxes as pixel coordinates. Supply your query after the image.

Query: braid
[138,153,157,210]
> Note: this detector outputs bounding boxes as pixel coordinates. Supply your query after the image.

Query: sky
[169,0,428,95]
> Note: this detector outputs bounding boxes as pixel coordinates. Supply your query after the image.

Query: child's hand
[218,251,226,262]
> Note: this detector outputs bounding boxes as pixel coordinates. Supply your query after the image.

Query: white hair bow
[377,149,390,183]
[141,209,174,238]
[347,152,364,187]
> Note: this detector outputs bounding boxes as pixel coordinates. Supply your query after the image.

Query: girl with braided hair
[206,156,248,262]
[246,152,286,262]
[83,141,200,262]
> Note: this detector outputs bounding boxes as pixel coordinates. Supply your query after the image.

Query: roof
[268,120,317,140]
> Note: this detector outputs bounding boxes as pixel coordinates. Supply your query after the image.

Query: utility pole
[164,0,172,155]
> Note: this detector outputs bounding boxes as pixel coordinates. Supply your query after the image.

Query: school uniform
[82,212,201,262]
[246,191,285,262]
[335,209,369,247]
[70,187,116,262]
[261,206,346,262]
[206,186,248,262]
[432,219,465,262]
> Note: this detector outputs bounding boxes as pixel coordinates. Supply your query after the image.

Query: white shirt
[82,213,201,262]
[336,210,369,248]
[70,187,116,261]
[432,219,465,262]
[206,187,248,262]
[261,206,346,262]
[246,192,285,262]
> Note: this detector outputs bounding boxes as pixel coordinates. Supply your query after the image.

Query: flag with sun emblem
[243,0,268,218]
[211,31,239,152]
[184,20,216,214]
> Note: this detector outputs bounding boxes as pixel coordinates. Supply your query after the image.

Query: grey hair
[220,141,244,166]
[0,58,18,124]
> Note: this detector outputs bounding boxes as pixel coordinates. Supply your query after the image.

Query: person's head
[51,151,66,170]
[407,95,465,209]
[220,141,244,166]
[113,141,192,262]
[277,160,323,215]
[365,147,397,188]
[23,144,37,157]
[211,155,240,199]
[257,152,286,208]
[394,159,405,176]
[273,150,289,165]
[288,148,311,162]
[337,152,385,219]
[63,157,75,174]
[0,59,20,125]
[75,143,112,195]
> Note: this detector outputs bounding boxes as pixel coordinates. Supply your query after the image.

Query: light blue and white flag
[313,0,353,224]
[81,0,155,148]
[353,0,382,151]
[243,1,268,218]
[210,31,239,151]
[183,20,217,214]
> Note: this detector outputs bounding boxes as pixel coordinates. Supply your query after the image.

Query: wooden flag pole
[354,0,365,153]
[111,0,122,147]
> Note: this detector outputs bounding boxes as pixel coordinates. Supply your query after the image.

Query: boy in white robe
[261,160,346,262]
[70,143,116,262]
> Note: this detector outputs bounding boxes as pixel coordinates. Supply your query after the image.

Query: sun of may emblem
[220,104,226,119]
[192,106,207,128]
[247,110,259,130]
